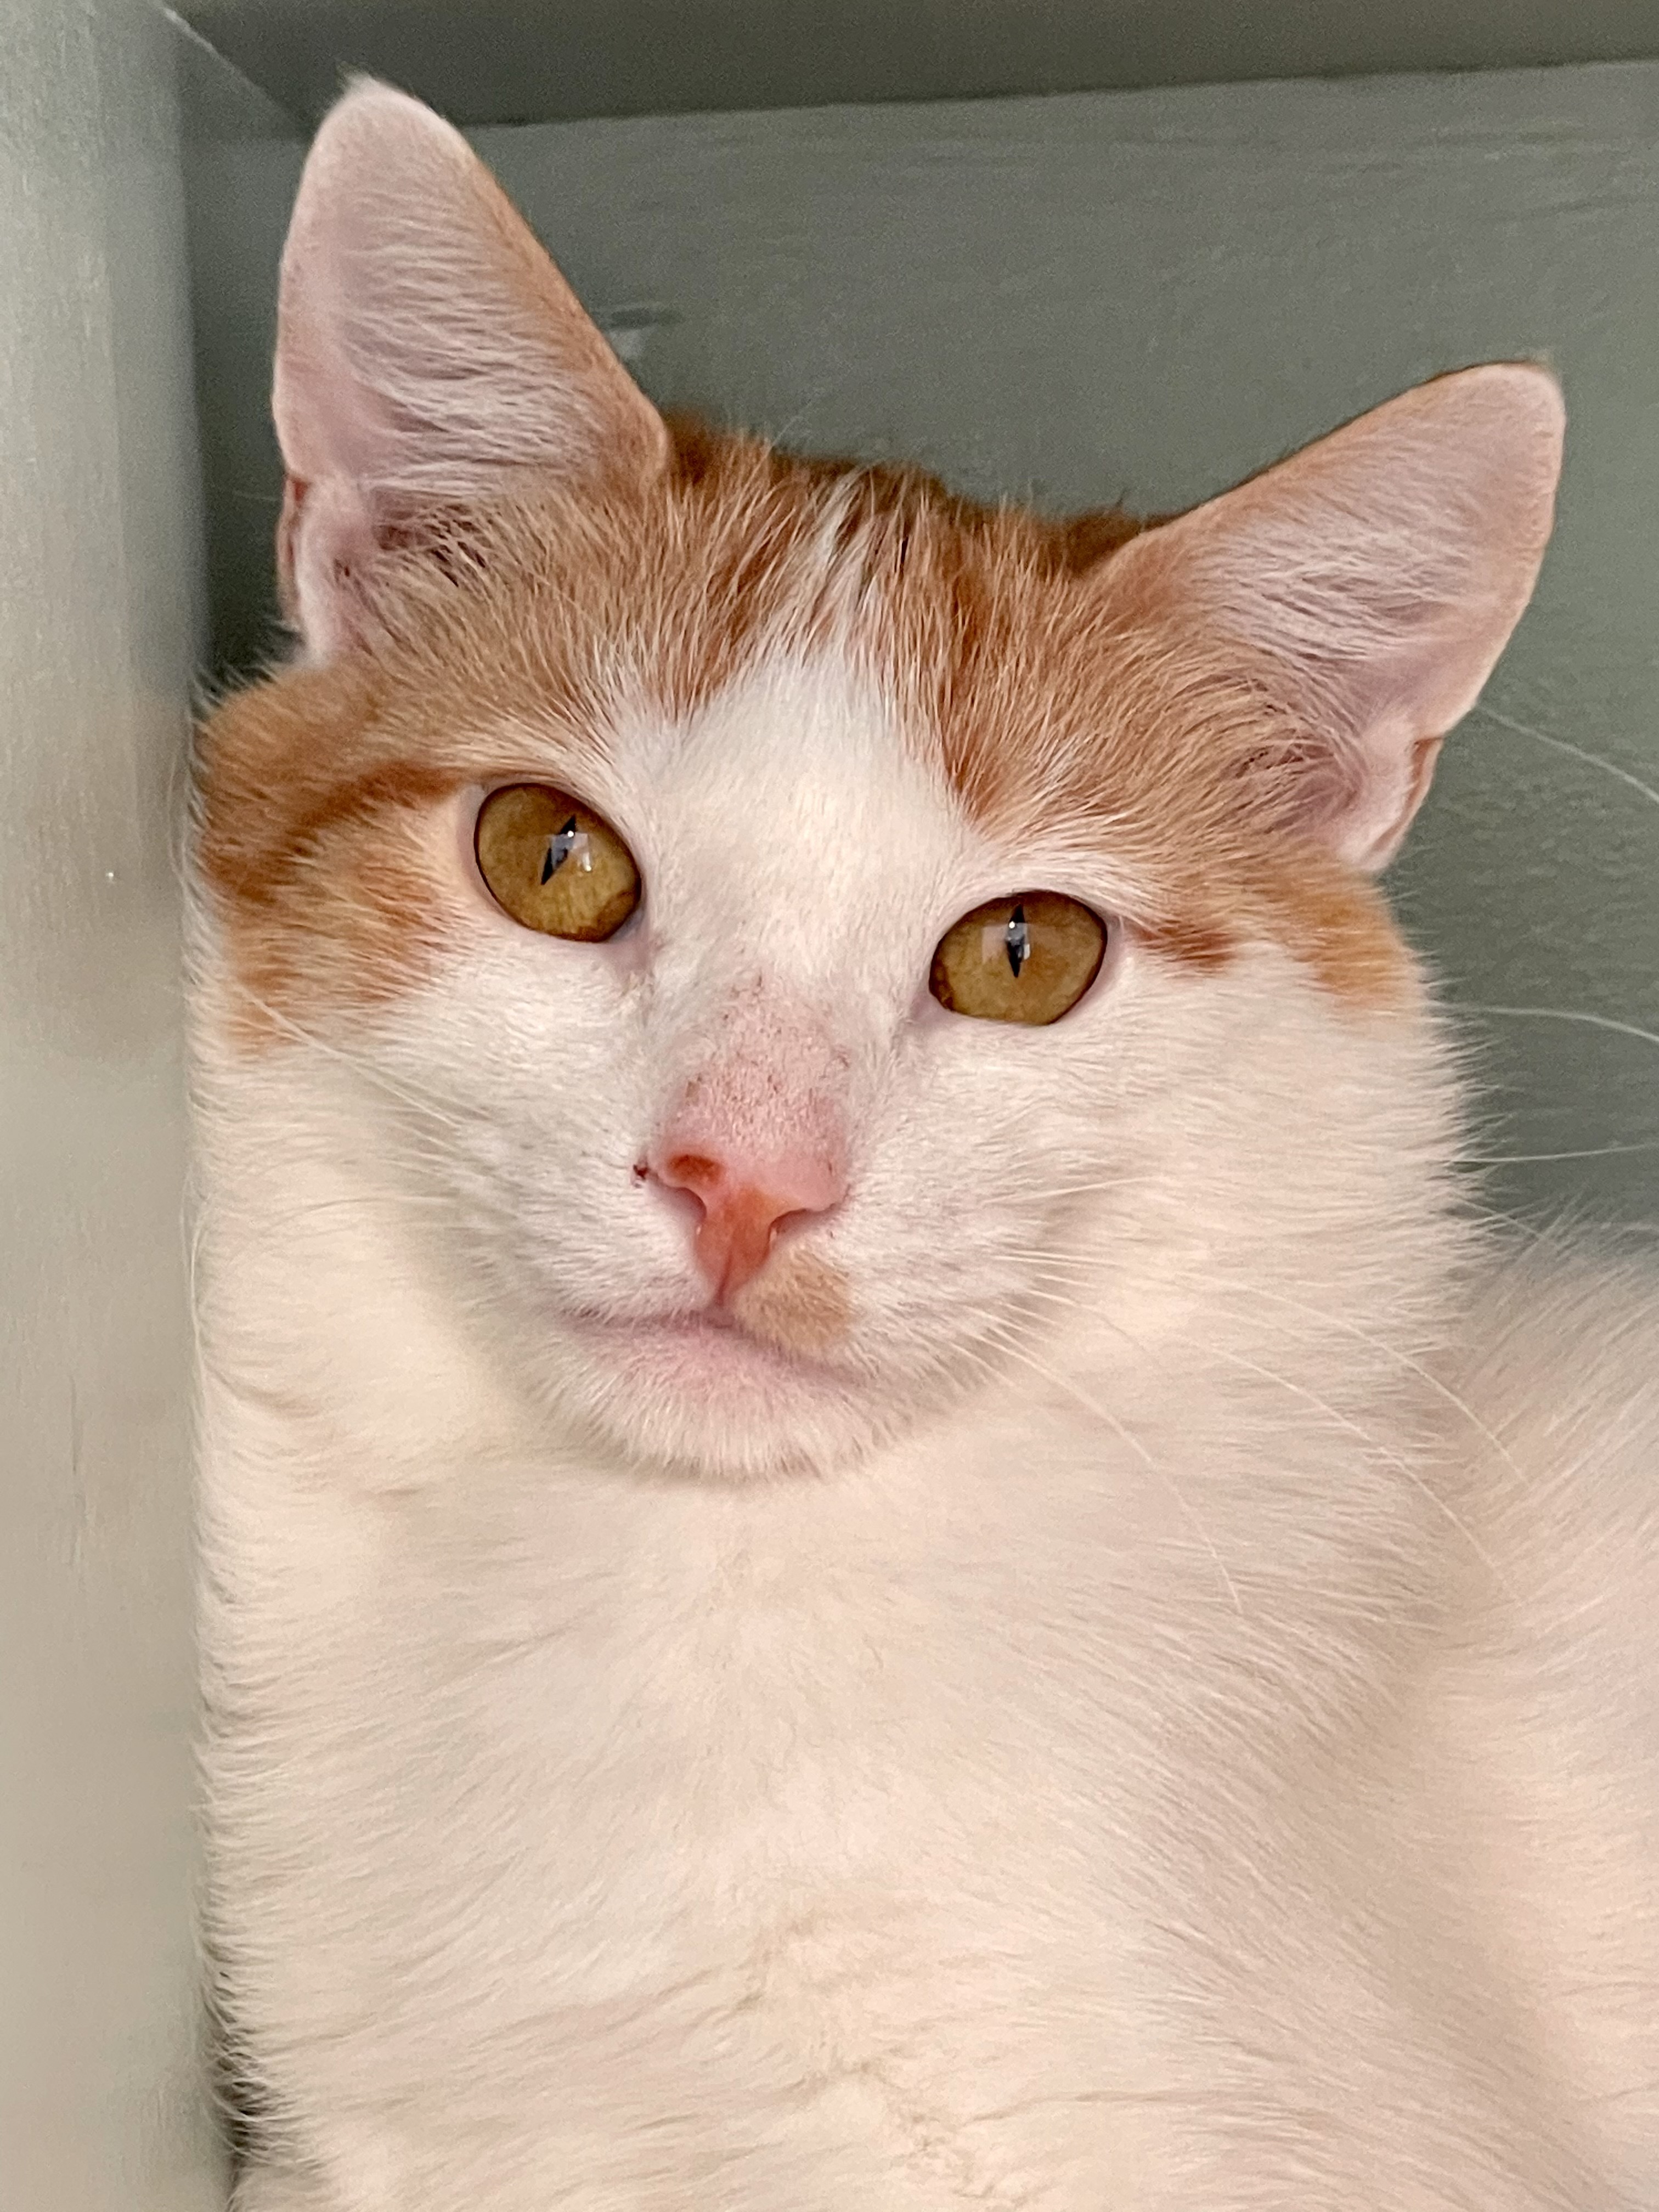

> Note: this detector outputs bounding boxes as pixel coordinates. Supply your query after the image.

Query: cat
[193,79,1659,2212]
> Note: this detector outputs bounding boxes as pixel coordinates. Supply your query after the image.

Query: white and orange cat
[193,82,1659,2212]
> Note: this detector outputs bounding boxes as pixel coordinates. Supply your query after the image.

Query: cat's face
[388,651,1136,1477]
[192,83,1562,1480]
[196,473,1238,1480]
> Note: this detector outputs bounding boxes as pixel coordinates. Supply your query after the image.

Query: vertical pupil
[1004,903,1030,979]
[540,816,580,885]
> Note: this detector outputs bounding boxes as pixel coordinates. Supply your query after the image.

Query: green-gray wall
[1,3,223,2205]
[171,0,1659,127]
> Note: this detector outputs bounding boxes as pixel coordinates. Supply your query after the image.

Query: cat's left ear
[273,80,669,660]
[1098,364,1564,870]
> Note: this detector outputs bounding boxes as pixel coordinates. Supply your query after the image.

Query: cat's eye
[475,784,641,941]
[929,893,1107,1025]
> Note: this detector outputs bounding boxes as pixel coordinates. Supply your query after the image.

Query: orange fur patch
[194,418,1414,1040]
[733,1248,855,1358]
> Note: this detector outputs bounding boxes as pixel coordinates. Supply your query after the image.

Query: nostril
[663,1151,725,1197]
[645,1127,847,1296]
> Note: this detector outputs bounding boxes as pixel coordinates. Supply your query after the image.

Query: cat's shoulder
[1446,1230,1659,1582]
[1454,1230,1659,1418]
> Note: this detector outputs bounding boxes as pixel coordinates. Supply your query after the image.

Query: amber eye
[475,784,640,941]
[929,891,1107,1025]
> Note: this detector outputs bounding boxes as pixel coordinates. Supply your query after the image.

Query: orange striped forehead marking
[193,417,1413,1043]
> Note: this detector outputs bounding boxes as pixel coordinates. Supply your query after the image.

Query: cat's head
[193,83,1562,1480]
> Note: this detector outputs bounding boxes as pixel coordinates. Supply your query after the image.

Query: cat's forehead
[394,437,1198,885]
[627,650,932,828]
[195,433,1415,1039]
[616,653,975,901]
[519,656,949,1014]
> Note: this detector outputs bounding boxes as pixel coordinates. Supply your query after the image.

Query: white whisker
[1455,1003,1659,1058]
[1206,1278,1531,1504]
[225,980,476,1137]
[1455,1142,1659,1166]
[1474,701,1659,814]
[1187,1336,1512,1595]
[1024,1180,1157,1204]
[979,1319,1244,1617]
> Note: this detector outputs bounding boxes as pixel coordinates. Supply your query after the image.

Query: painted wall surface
[0,2,224,2204]
[179,14,303,690]
[189,63,1659,1231]
[173,0,1659,128]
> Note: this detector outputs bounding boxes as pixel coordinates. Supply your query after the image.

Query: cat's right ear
[1091,364,1562,872]
[273,80,669,661]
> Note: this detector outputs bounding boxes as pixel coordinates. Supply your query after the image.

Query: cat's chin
[556,1307,893,1481]
[583,1307,834,1395]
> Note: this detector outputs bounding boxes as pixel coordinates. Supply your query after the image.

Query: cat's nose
[649,1145,844,1300]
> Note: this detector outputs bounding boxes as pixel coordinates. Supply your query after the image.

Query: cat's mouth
[565,1232,859,1403]
[568,1301,857,1401]
[551,1296,893,1480]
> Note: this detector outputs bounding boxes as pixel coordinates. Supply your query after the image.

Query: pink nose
[651,1144,844,1300]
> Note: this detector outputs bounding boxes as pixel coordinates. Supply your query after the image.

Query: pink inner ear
[1100,364,1564,872]
[1266,723,1443,873]
[272,80,668,658]
[276,476,385,658]
[1345,730,1444,872]
[1241,724,1369,835]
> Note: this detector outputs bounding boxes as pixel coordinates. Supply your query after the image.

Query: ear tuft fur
[1101,363,1565,870]
[273,80,668,660]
